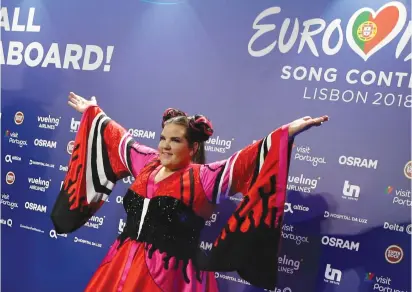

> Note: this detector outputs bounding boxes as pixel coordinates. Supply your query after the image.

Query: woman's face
[158,123,194,170]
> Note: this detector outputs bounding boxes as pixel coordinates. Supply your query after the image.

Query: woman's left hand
[288,115,329,138]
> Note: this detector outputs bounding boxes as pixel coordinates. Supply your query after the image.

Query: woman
[51,92,328,292]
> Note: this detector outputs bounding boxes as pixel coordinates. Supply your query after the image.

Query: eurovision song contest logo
[346,1,407,61]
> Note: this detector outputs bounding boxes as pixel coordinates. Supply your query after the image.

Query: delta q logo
[248,1,409,62]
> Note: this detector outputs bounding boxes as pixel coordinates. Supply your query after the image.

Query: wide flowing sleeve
[50,105,158,234]
[198,124,293,290]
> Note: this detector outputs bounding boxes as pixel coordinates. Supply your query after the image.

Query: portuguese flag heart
[346,2,407,61]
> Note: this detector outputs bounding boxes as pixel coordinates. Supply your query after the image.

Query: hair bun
[162,108,186,128]
[189,115,214,142]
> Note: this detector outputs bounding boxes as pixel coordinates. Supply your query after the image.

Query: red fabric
[85,239,162,292]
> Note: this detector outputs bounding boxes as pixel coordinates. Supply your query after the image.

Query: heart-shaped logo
[346,1,407,61]
[385,186,394,194]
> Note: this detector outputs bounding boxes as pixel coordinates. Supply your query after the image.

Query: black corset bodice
[118,189,205,282]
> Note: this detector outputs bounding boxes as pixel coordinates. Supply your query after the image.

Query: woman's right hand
[68,92,97,113]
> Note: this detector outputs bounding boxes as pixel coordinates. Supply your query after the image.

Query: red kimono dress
[51,105,294,292]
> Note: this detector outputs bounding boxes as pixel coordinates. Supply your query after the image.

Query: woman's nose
[163,140,171,149]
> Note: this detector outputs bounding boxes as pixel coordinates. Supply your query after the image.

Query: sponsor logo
[284,202,310,214]
[118,218,126,234]
[281,224,309,245]
[84,215,105,229]
[4,154,21,163]
[364,272,375,282]
[1,193,18,209]
[122,176,135,185]
[4,130,28,147]
[67,140,75,154]
[128,128,156,139]
[386,186,411,207]
[324,264,342,285]
[116,196,124,204]
[6,171,15,185]
[287,174,320,193]
[321,236,360,251]
[338,155,378,169]
[205,212,219,227]
[383,222,412,235]
[70,118,80,133]
[38,115,60,130]
[29,159,55,168]
[324,211,368,224]
[73,236,102,248]
[404,161,411,179]
[342,180,360,201]
[385,245,403,264]
[28,177,51,192]
[293,145,326,167]
[278,254,302,275]
[205,136,233,153]
[20,224,44,234]
[200,241,213,251]
[49,229,67,239]
[24,201,47,213]
[214,272,252,286]
[59,165,68,172]
[0,218,13,227]
[365,273,404,291]
[14,111,24,125]
[34,138,57,148]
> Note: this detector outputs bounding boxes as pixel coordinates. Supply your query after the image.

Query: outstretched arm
[198,115,328,289]
[200,115,329,203]
[50,93,158,234]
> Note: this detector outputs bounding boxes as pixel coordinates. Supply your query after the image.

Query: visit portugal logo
[346,1,407,61]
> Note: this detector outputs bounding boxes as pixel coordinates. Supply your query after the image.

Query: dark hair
[162,108,213,164]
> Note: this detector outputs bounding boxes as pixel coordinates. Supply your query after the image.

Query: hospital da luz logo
[249,1,409,62]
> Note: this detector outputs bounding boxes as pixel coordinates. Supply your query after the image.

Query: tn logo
[343,180,360,198]
[324,264,342,282]
[70,118,80,132]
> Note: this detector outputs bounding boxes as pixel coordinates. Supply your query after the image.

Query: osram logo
[25,202,47,213]
[128,128,156,139]
[339,155,378,169]
[321,236,360,251]
[200,241,213,251]
[34,139,57,149]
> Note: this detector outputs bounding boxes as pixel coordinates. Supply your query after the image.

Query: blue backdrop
[1,0,411,291]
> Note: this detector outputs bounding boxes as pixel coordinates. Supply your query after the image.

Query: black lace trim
[119,189,205,283]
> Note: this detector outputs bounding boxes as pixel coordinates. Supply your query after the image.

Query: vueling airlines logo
[248,1,409,61]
